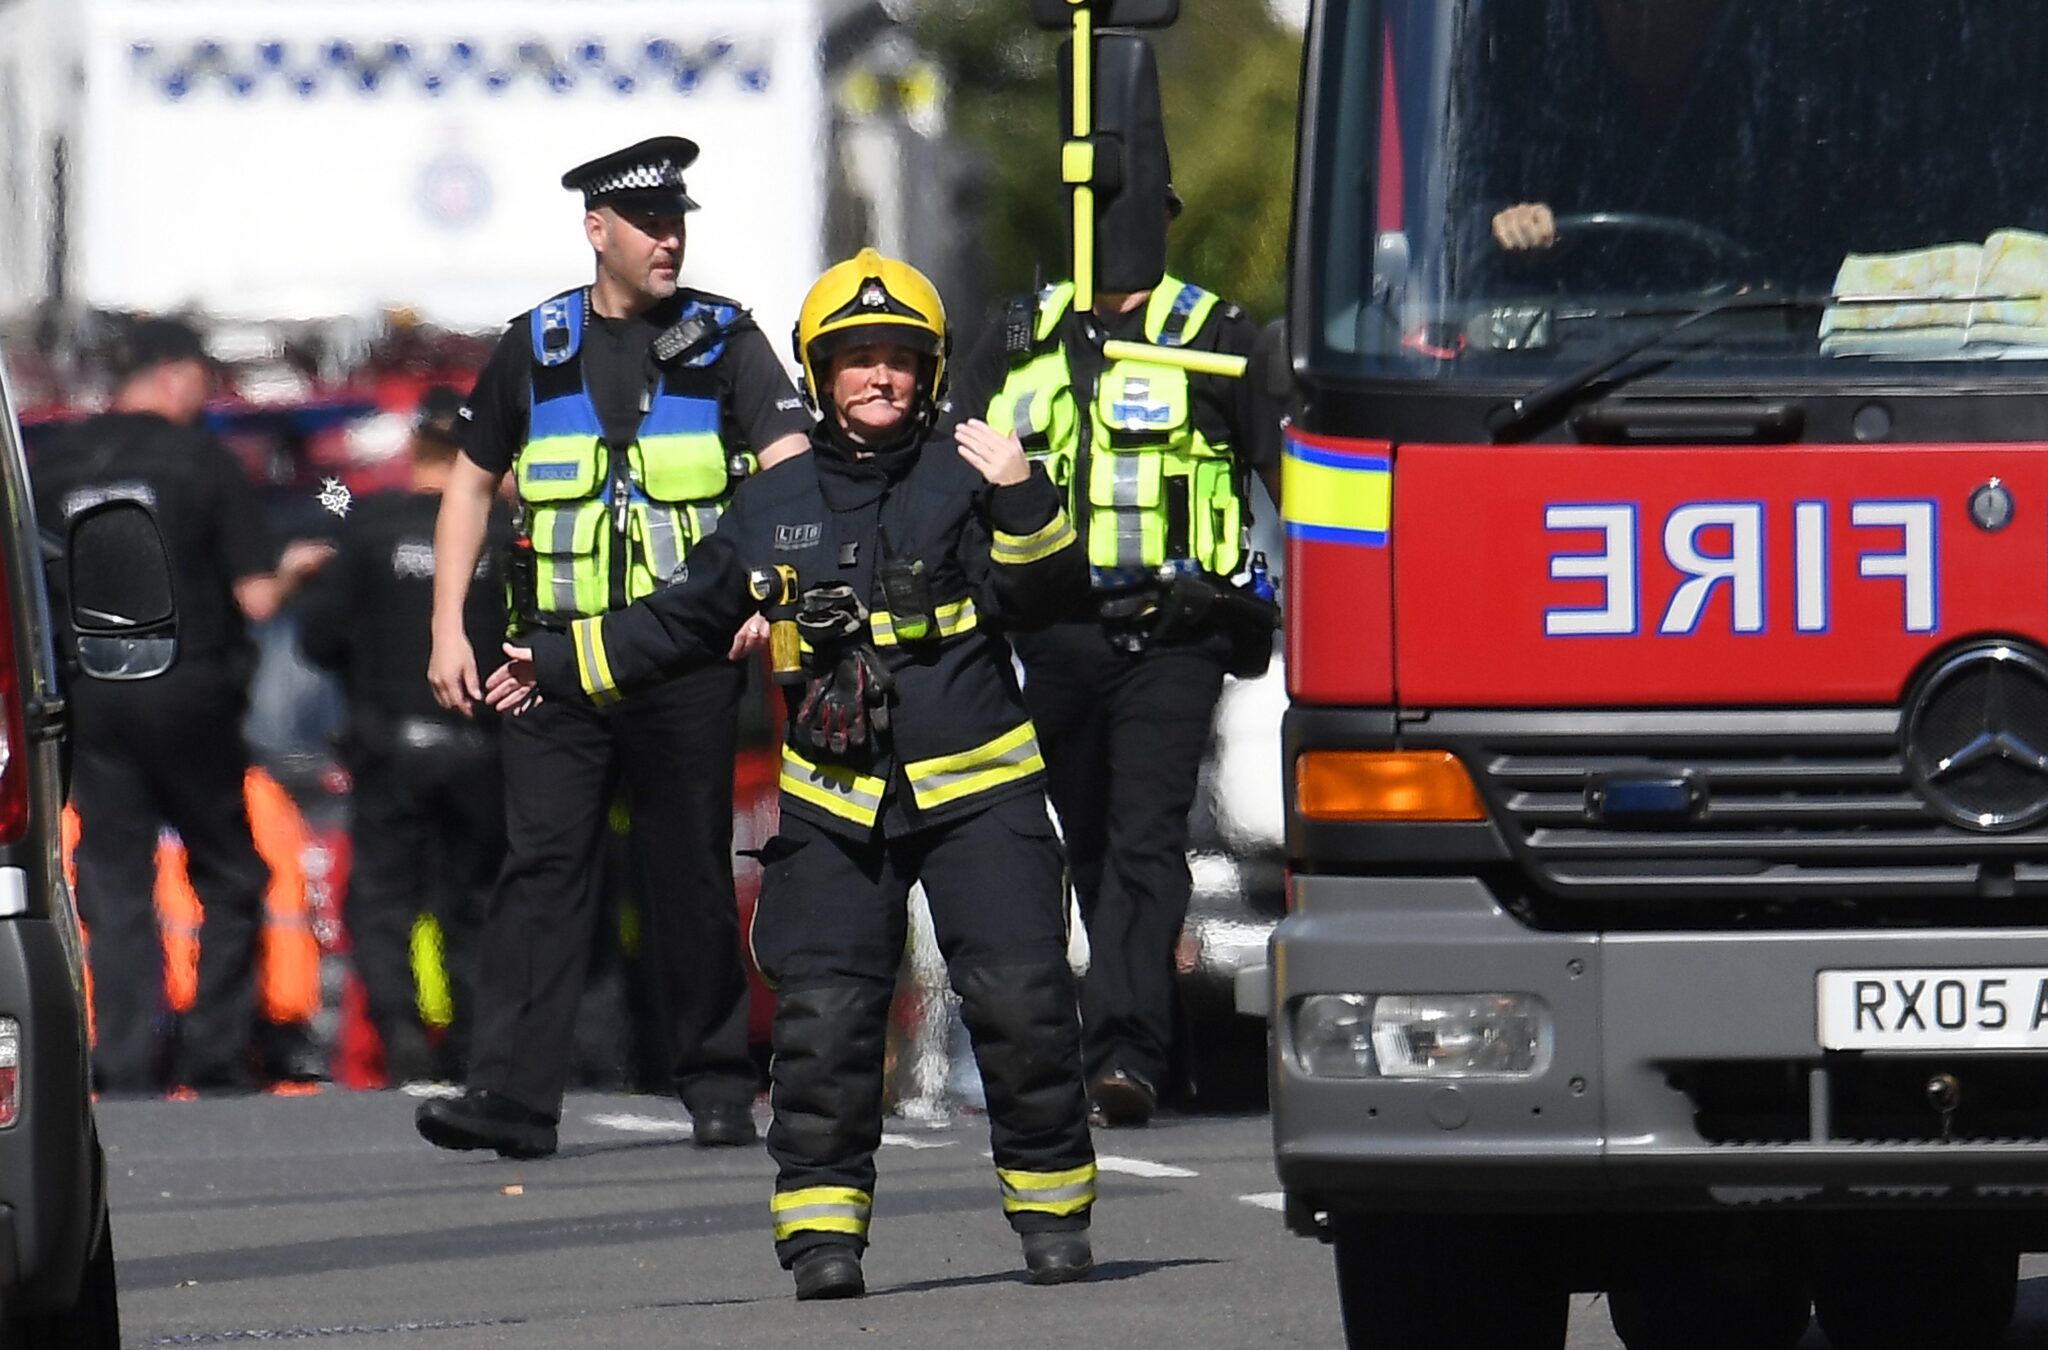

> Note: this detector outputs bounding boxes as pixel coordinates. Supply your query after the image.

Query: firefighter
[416,136,812,1158]
[298,387,510,1084]
[948,189,1284,1128]
[485,250,1098,1298]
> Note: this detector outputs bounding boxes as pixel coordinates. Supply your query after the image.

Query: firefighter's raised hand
[1492,202,1558,251]
[428,631,482,717]
[484,643,542,715]
[955,419,1029,487]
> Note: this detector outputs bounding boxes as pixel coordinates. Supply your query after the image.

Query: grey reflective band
[772,1201,868,1227]
[1107,455,1145,508]
[644,508,682,582]
[1114,512,1148,567]
[1000,1177,1095,1207]
[548,509,582,612]
[691,503,721,541]
[1012,389,1040,441]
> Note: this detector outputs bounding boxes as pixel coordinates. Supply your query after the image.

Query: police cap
[413,384,466,444]
[108,316,213,381]
[561,136,701,215]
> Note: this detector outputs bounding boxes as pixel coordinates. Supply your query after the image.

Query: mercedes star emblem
[1903,642,2048,832]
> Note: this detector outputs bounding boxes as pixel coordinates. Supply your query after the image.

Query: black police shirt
[31,411,279,665]
[947,286,1282,477]
[296,489,513,723]
[461,289,812,475]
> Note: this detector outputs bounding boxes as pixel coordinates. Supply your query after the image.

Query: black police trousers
[1015,623,1229,1091]
[754,792,1095,1266]
[467,659,755,1117]
[69,659,272,1093]
[345,719,500,1075]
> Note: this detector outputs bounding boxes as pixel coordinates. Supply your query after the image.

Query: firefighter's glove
[793,646,894,758]
[794,582,868,659]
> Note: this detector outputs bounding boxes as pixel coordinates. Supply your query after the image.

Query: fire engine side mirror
[64,498,178,681]
[1028,0,1179,29]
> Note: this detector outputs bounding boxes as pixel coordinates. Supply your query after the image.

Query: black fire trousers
[467,659,755,1117]
[754,793,1095,1266]
[1015,623,1229,1091]
[69,660,272,1093]
[344,722,501,1068]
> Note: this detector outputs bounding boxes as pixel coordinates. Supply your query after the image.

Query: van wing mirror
[65,498,178,680]
[1029,0,1178,28]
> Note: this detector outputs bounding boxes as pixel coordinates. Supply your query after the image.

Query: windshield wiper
[1489,291,1826,441]
[1490,290,2048,441]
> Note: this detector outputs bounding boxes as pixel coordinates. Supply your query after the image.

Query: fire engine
[1245,2,2048,1347]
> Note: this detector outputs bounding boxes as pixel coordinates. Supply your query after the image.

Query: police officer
[950,190,1283,1128]
[486,251,1098,1298]
[417,136,811,1158]
[298,387,509,1084]
[33,316,330,1093]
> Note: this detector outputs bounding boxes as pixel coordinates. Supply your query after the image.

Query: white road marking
[1239,1192,1286,1211]
[1096,1154,1199,1179]
[398,1082,462,1099]
[880,1133,958,1151]
[586,1112,694,1135]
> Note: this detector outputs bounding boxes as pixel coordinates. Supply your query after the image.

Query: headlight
[1291,993,1553,1079]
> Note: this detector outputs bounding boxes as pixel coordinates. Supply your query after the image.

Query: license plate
[1817,969,2048,1050]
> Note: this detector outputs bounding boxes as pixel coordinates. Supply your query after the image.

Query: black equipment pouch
[876,556,938,643]
[1149,572,1281,678]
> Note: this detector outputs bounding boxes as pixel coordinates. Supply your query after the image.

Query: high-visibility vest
[984,276,1244,579]
[512,288,745,622]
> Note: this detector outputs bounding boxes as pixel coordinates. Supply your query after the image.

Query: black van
[0,363,180,1346]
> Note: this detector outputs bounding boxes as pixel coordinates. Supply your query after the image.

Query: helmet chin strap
[825,391,938,459]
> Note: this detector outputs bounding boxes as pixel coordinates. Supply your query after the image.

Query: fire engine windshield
[1310,0,2048,376]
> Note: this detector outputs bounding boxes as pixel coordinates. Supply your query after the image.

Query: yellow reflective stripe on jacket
[996,1162,1097,1217]
[903,722,1043,811]
[871,597,978,647]
[990,510,1077,566]
[780,747,887,826]
[771,1186,873,1240]
[571,616,623,707]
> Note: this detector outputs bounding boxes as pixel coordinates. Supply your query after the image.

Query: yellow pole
[1101,339,1251,379]
[1071,1,1094,312]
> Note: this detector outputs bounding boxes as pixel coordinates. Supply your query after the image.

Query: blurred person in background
[33,316,330,1093]
[951,185,1283,1129]
[297,386,510,1085]
[486,249,1098,1298]
[416,135,811,1159]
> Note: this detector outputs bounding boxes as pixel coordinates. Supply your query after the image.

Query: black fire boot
[1021,1230,1094,1285]
[791,1243,866,1300]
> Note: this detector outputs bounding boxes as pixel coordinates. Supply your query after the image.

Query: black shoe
[791,1245,865,1301]
[415,1089,557,1159]
[1088,1067,1157,1128]
[1021,1230,1094,1285]
[691,1100,759,1148]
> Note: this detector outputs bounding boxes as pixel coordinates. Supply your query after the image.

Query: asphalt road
[94,1090,2048,1349]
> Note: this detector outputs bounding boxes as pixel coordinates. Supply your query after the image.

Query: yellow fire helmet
[792,247,949,427]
